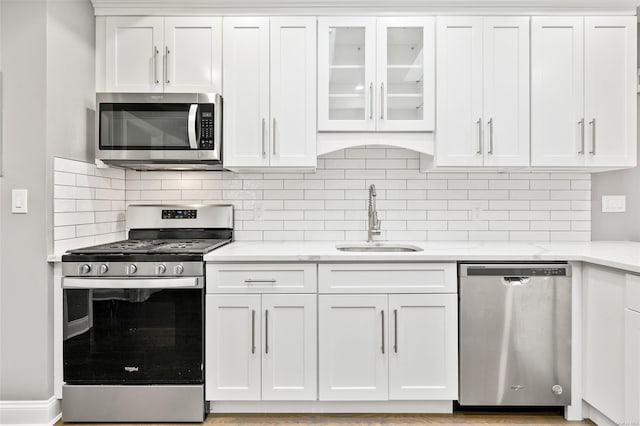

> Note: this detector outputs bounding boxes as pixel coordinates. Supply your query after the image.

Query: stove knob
[79,264,91,274]
[98,264,109,274]
[127,264,138,275]
[174,264,184,275]
[156,264,167,275]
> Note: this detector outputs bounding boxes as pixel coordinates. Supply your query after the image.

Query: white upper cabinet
[223,17,317,170]
[531,16,636,168]
[530,17,584,167]
[222,17,271,168]
[105,17,164,92]
[318,17,435,132]
[163,17,222,93]
[104,16,221,93]
[435,16,529,168]
[584,17,637,167]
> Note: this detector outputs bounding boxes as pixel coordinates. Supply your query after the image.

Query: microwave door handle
[188,104,199,149]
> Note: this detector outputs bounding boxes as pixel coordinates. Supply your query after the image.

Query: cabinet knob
[552,385,563,395]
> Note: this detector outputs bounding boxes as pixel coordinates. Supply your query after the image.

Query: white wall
[0,0,95,415]
[0,0,50,402]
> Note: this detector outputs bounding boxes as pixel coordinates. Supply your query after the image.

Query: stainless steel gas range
[60,204,233,422]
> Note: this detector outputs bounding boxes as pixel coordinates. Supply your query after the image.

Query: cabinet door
[262,294,317,400]
[318,17,376,131]
[584,17,637,168]
[388,294,458,400]
[482,17,530,167]
[435,17,483,167]
[319,294,388,400]
[105,17,163,92]
[583,265,625,424]
[223,18,270,167]
[269,17,317,168]
[531,17,584,167]
[376,17,435,132]
[626,309,640,426]
[164,17,222,93]
[206,294,261,401]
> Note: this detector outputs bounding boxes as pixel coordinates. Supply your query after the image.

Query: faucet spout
[367,184,381,242]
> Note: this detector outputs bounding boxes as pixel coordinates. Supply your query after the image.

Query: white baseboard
[582,401,620,426]
[209,400,453,413]
[0,397,61,426]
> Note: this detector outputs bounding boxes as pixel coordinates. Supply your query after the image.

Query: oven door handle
[62,277,203,289]
[188,104,199,149]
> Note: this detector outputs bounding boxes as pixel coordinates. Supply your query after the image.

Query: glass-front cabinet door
[377,17,435,131]
[318,17,376,131]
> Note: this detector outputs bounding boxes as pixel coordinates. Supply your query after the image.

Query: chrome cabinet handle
[381,310,385,354]
[244,278,276,284]
[272,118,276,156]
[476,118,483,154]
[251,309,256,354]
[261,118,266,157]
[165,46,170,84]
[393,309,398,353]
[578,118,585,154]
[153,46,159,84]
[380,82,385,120]
[369,82,374,120]
[487,118,494,155]
[589,118,596,155]
[265,309,269,354]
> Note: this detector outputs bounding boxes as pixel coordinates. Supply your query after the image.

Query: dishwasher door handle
[501,276,531,286]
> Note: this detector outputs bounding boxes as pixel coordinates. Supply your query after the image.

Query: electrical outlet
[470,202,484,220]
[602,195,626,213]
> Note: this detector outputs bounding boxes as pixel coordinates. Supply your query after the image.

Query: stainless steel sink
[335,243,423,253]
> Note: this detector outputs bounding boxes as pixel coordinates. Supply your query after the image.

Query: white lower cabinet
[318,293,458,401]
[625,273,640,425]
[318,295,389,400]
[318,262,458,402]
[625,308,640,425]
[388,294,458,400]
[206,293,317,401]
[582,264,625,424]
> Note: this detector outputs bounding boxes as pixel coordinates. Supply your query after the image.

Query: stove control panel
[161,209,197,219]
[63,261,203,277]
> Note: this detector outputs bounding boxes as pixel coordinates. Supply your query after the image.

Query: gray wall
[591,98,640,241]
[0,0,95,402]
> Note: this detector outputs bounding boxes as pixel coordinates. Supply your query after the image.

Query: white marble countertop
[203,240,640,275]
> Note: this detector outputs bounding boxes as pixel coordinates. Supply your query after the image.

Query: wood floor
[58,411,595,425]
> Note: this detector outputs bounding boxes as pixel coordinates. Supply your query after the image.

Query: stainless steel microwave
[96,93,222,170]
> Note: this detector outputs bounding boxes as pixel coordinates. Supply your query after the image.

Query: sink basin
[336,243,423,253]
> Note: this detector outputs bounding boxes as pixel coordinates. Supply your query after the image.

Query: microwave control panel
[199,104,215,149]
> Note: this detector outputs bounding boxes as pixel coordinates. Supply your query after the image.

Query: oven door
[62,277,203,385]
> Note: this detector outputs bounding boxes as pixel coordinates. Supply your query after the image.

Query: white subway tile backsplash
[56,148,593,245]
[53,157,127,254]
[54,199,76,213]
[81,202,114,215]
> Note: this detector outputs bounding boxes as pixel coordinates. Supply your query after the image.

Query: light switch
[11,189,28,214]
[602,195,626,213]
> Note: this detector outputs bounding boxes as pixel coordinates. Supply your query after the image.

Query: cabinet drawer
[627,273,640,312]
[207,263,317,293]
[319,263,457,294]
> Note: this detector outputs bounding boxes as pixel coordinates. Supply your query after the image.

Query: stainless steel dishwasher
[458,263,572,406]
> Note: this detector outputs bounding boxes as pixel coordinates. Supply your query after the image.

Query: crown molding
[90,0,640,16]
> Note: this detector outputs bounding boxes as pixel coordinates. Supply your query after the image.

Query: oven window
[100,103,192,150]
[63,288,203,384]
